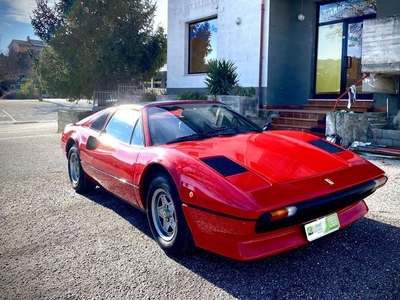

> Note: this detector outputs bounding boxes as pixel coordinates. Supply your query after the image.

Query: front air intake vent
[309,139,344,154]
[201,156,247,177]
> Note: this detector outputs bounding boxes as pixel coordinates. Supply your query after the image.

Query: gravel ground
[0,123,399,300]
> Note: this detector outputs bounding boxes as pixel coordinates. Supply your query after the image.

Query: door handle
[345,56,352,69]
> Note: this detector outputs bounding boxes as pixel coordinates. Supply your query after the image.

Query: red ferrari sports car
[61,100,387,261]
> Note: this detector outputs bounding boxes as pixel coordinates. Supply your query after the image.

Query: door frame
[314,3,376,99]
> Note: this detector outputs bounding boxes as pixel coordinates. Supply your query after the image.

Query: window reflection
[105,109,141,145]
[319,0,376,23]
[189,18,218,73]
[315,23,343,94]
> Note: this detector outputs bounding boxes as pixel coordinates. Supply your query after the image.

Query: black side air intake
[201,156,248,177]
[309,139,344,154]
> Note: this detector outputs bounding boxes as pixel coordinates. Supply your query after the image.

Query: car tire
[147,173,195,257]
[68,144,95,193]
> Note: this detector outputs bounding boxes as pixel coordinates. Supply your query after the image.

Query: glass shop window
[188,17,218,74]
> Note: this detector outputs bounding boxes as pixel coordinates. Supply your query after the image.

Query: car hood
[168,131,385,216]
[175,131,353,184]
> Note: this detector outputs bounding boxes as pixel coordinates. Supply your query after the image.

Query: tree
[31,0,74,43]
[31,0,167,99]
[0,50,32,98]
[36,46,69,98]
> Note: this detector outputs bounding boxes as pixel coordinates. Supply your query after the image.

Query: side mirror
[86,136,99,150]
[263,122,272,131]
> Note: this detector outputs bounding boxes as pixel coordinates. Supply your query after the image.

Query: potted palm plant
[204,58,258,118]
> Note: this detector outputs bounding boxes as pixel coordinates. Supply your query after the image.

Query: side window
[104,109,140,144]
[131,117,144,146]
[90,112,111,131]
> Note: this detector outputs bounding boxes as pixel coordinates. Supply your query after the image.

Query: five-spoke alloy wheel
[147,174,194,256]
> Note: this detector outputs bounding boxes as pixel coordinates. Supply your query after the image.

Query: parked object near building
[61,100,387,261]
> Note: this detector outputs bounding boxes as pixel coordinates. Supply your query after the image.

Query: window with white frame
[188,17,217,74]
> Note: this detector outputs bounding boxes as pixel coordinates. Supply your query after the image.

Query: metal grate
[309,139,344,154]
[201,156,248,177]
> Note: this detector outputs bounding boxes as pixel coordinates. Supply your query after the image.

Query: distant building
[144,71,167,89]
[8,36,47,53]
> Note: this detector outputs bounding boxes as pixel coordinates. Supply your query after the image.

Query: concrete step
[303,105,369,113]
[270,124,325,137]
[273,109,327,120]
[264,108,327,138]
[272,117,318,128]
[308,99,373,108]
[306,99,373,113]
[271,124,312,132]
[366,112,389,129]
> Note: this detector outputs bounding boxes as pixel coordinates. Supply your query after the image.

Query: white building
[168,0,267,99]
[167,0,400,116]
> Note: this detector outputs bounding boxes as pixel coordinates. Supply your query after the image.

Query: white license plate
[304,213,340,242]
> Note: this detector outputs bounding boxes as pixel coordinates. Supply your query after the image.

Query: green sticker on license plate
[304,213,340,242]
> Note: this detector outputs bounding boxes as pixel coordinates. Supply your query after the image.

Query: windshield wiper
[166,126,240,144]
[166,133,203,144]
[208,126,263,135]
[203,126,239,135]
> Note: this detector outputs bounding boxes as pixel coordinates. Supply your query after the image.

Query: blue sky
[0,0,38,53]
[0,0,167,54]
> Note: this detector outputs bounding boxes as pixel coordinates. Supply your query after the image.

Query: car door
[87,108,144,207]
[79,110,113,169]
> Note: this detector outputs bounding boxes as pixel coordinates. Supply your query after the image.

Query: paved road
[0,99,93,124]
[0,101,399,299]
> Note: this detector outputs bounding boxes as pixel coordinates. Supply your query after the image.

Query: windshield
[147,103,262,145]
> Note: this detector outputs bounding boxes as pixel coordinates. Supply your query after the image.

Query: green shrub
[247,87,256,97]
[5,79,39,99]
[179,90,208,100]
[230,85,256,97]
[140,92,157,102]
[204,59,239,98]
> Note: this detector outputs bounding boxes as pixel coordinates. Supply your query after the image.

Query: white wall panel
[167,0,270,89]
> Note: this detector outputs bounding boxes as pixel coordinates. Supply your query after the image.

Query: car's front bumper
[183,199,368,261]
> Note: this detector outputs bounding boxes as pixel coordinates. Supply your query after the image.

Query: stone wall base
[156,95,259,118]
[326,112,368,147]
[58,110,94,133]
[217,96,259,118]
[326,111,400,147]
[368,128,400,147]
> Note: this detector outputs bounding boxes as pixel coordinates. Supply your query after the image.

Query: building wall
[266,0,316,107]
[372,0,400,114]
[8,42,20,52]
[167,0,400,109]
[267,0,400,108]
[167,0,314,106]
[8,40,45,53]
[376,0,400,18]
[167,0,270,97]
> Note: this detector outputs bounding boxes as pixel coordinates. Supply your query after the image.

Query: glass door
[346,21,372,93]
[315,23,343,94]
[315,0,376,98]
